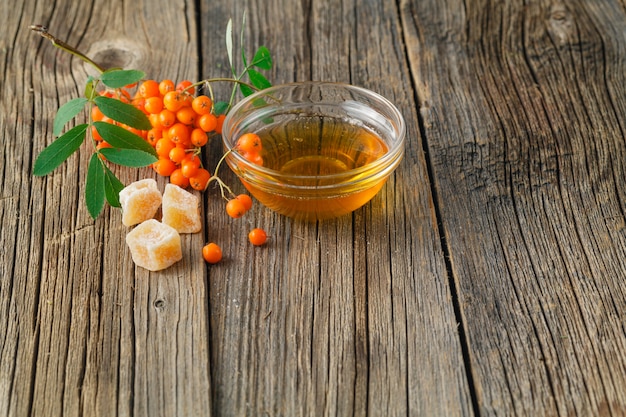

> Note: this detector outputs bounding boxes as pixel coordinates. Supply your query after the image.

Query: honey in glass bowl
[222,82,405,221]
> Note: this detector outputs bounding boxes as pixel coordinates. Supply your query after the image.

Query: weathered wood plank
[202,0,473,415]
[403,0,626,415]
[1,1,211,416]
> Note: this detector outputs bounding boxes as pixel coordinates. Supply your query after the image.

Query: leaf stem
[30,25,105,73]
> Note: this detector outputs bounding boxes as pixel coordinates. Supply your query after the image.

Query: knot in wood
[153,299,166,309]
[85,37,145,73]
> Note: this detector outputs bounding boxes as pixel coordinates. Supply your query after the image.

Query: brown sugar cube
[125,219,182,271]
[119,178,162,226]
[162,184,201,234]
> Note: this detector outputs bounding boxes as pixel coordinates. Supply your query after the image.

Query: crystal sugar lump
[125,219,182,271]
[162,183,201,233]
[119,178,162,226]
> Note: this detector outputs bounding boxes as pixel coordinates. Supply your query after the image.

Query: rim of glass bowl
[222,81,406,193]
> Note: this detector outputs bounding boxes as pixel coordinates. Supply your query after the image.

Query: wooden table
[2,0,626,415]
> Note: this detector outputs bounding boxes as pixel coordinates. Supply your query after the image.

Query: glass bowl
[221,81,405,221]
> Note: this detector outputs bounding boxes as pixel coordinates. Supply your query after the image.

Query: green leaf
[251,46,272,70]
[103,165,125,207]
[99,148,158,167]
[94,96,152,130]
[84,77,96,99]
[226,19,234,75]
[93,121,157,157]
[239,83,255,97]
[53,98,88,136]
[213,101,230,115]
[101,69,145,88]
[85,153,106,219]
[240,11,248,67]
[33,123,88,176]
[248,69,272,90]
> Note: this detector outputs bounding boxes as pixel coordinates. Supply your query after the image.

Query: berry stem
[207,149,235,199]
[30,25,105,73]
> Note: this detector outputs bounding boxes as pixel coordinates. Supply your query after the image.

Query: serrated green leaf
[85,154,106,219]
[103,165,125,207]
[251,46,272,70]
[33,123,88,176]
[239,83,255,97]
[93,121,157,157]
[226,19,234,75]
[101,69,145,88]
[99,148,158,167]
[94,96,152,130]
[248,69,272,91]
[213,101,230,115]
[53,98,88,136]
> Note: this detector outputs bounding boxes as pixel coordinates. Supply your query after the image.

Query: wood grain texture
[4,0,626,416]
[201,1,472,416]
[1,0,211,416]
[402,0,626,415]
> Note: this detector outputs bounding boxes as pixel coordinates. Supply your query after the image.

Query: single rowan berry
[176,80,194,94]
[190,128,208,147]
[202,242,222,264]
[197,113,218,132]
[225,198,246,219]
[189,168,211,191]
[191,95,213,115]
[215,114,226,134]
[139,80,160,98]
[169,168,190,188]
[155,137,175,157]
[159,79,175,95]
[163,91,185,112]
[235,194,253,211]
[176,106,197,125]
[158,109,176,128]
[144,96,164,114]
[153,157,177,177]
[236,133,262,153]
[168,123,191,145]
[168,146,187,164]
[248,228,268,246]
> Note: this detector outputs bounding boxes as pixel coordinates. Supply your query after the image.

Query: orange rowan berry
[168,123,191,145]
[153,157,177,177]
[248,228,268,246]
[181,155,201,178]
[144,96,164,114]
[159,79,175,96]
[176,106,197,125]
[191,95,213,115]
[225,198,246,219]
[168,146,187,164]
[163,91,184,112]
[235,194,253,211]
[139,80,160,98]
[202,242,222,264]
[155,137,175,157]
[148,113,162,129]
[215,114,226,134]
[190,128,208,147]
[147,128,163,146]
[92,106,104,122]
[91,125,103,142]
[176,80,194,94]
[158,109,176,128]
[169,168,190,188]
[197,113,218,132]
[236,133,262,153]
[189,168,211,191]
